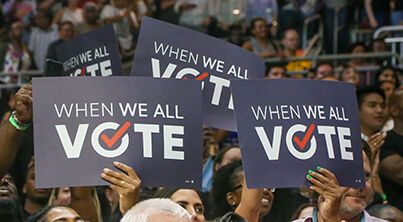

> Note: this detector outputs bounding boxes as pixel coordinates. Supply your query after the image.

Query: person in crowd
[28,9,58,71]
[227,24,245,47]
[22,158,52,217]
[211,160,274,221]
[293,150,387,222]
[282,29,302,57]
[121,198,191,222]
[364,0,391,29]
[243,17,281,58]
[375,66,401,90]
[367,204,403,222]
[349,42,369,67]
[76,2,102,35]
[154,188,206,222]
[52,0,84,26]
[48,187,71,206]
[265,63,287,79]
[377,80,397,104]
[27,205,85,222]
[2,21,31,82]
[380,89,403,211]
[314,62,334,80]
[0,173,24,222]
[340,65,360,87]
[174,0,210,33]
[371,38,387,53]
[290,203,316,220]
[213,146,242,171]
[391,0,403,25]
[45,21,75,66]
[245,0,278,26]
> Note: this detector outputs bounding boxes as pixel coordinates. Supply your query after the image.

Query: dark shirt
[380,130,403,210]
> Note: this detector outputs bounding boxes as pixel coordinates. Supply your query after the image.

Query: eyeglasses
[231,184,275,193]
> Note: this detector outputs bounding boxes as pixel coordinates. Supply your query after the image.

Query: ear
[226,192,239,208]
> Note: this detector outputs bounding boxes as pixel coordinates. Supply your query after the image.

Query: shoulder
[364,211,389,222]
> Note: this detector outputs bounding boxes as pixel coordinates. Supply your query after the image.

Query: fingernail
[101,173,106,177]
[103,168,109,173]
[308,170,314,175]
[317,166,322,171]
[113,161,119,165]
[307,175,313,180]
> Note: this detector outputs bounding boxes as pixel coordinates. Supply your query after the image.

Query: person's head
[290,203,316,220]
[356,87,387,135]
[378,80,397,102]
[58,21,75,41]
[154,189,205,222]
[371,38,387,52]
[83,2,99,25]
[388,88,403,123]
[67,0,79,8]
[340,66,360,86]
[266,64,287,79]
[315,62,334,79]
[213,146,242,171]
[282,29,300,52]
[212,160,274,218]
[34,10,52,30]
[8,21,23,41]
[349,42,367,54]
[27,206,84,222]
[0,173,23,222]
[228,24,243,44]
[375,66,400,89]
[113,0,130,9]
[121,198,191,222]
[250,17,268,39]
[49,187,71,206]
[367,204,403,222]
[23,158,52,207]
[339,150,372,221]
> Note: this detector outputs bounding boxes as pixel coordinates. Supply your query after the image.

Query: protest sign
[33,77,202,189]
[131,17,265,131]
[231,79,365,188]
[55,25,122,77]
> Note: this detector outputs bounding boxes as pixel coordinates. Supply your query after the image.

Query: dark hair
[375,66,400,89]
[211,160,243,218]
[265,62,287,76]
[314,61,333,73]
[36,9,53,22]
[250,17,266,30]
[290,202,316,220]
[213,146,241,171]
[0,199,24,222]
[367,204,399,219]
[356,86,385,109]
[153,188,181,199]
[349,42,367,53]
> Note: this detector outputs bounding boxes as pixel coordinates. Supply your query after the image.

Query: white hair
[121,198,191,222]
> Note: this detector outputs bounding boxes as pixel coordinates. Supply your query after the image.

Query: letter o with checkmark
[92,122,129,158]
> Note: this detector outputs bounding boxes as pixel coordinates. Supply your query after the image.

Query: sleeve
[380,134,399,160]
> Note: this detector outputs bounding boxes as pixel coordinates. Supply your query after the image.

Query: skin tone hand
[101,162,141,214]
[307,167,348,222]
[14,83,33,123]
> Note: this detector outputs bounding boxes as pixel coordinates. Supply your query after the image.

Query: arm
[52,9,64,25]
[242,41,253,52]
[69,187,99,222]
[380,154,403,186]
[234,177,262,222]
[364,0,378,28]
[0,84,32,178]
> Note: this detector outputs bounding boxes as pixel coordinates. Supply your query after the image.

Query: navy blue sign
[131,17,265,131]
[56,25,123,77]
[231,79,365,188]
[33,77,202,189]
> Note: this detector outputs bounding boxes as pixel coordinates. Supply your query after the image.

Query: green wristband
[381,194,387,201]
[9,112,30,131]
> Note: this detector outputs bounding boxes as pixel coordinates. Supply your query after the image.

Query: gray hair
[120,198,191,222]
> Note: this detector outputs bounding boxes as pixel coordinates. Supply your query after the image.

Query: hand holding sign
[101,161,141,214]
[14,83,33,124]
[306,167,348,222]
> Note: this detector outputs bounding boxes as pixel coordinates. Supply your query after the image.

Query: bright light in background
[272,20,278,26]
[233,9,240,15]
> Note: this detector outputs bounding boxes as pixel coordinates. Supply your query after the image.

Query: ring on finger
[120,180,126,188]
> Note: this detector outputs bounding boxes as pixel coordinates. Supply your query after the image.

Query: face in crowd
[251,19,269,39]
[359,92,387,134]
[339,152,372,220]
[44,206,84,222]
[170,189,205,222]
[282,29,300,52]
[23,161,52,206]
[266,66,286,79]
[315,63,334,80]
[0,173,19,202]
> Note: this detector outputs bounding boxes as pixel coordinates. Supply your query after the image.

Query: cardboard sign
[56,25,123,77]
[231,79,365,189]
[33,77,202,189]
[131,17,265,131]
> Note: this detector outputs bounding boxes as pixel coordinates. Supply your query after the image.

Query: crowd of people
[0,0,403,222]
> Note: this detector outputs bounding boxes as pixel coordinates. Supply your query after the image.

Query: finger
[113,162,140,182]
[307,174,324,189]
[316,167,338,183]
[20,84,32,91]
[101,172,122,186]
[109,184,126,195]
[308,170,329,184]
[309,185,324,196]
[15,94,33,104]
[368,132,382,141]
[103,168,135,185]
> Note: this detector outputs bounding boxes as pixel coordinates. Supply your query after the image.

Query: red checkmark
[182,72,209,80]
[101,121,131,148]
[81,66,86,76]
[293,123,316,150]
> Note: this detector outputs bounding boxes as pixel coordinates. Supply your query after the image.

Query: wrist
[9,111,31,131]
